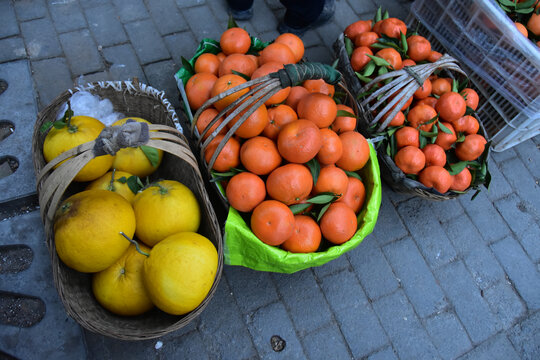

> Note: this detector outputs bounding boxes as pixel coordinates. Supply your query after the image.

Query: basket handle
[270,62,342,88]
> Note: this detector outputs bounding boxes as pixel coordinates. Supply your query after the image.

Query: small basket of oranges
[32,80,223,340]
[175,24,382,273]
[334,9,491,200]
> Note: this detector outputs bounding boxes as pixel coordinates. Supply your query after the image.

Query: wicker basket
[333,33,490,201]
[31,81,223,340]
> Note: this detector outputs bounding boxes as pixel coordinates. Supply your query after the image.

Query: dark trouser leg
[280,0,325,28]
[226,0,254,11]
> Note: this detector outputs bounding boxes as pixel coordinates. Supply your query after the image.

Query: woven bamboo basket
[333,33,490,200]
[31,81,223,340]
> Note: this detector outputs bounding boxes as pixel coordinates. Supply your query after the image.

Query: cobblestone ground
[1,0,539,359]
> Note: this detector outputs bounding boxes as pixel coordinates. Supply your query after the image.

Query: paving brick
[0,37,27,63]
[304,45,333,64]
[371,191,408,246]
[272,269,333,336]
[371,0,410,19]
[31,57,74,108]
[48,0,87,33]
[183,6,224,42]
[494,194,540,262]
[198,278,258,360]
[483,281,526,330]
[332,0,361,34]
[80,0,111,9]
[249,0,279,33]
[176,0,206,7]
[490,146,517,163]
[112,0,149,22]
[485,161,514,201]
[491,236,540,311]
[499,157,540,211]
[316,21,342,51]
[0,1,19,39]
[435,260,500,343]
[125,19,170,64]
[429,197,464,222]
[459,191,511,243]
[298,29,322,48]
[347,0,378,16]
[163,32,198,68]
[320,270,388,358]
[515,139,540,179]
[312,250,351,278]
[85,4,128,47]
[160,330,210,359]
[102,44,146,82]
[372,290,439,359]
[146,0,188,35]
[224,266,279,314]
[78,71,111,83]
[383,237,447,318]
[59,29,104,75]
[396,197,457,268]
[143,60,181,108]
[425,312,472,360]
[508,311,540,359]
[348,237,399,300]
[463,242,506,291]
[458,333,521,360]
[301,323,351,360]
[20,18,63,59]
[247,302,306,360]
[13,0,47,21]
[368,346,398,360]
[442,213,485,255]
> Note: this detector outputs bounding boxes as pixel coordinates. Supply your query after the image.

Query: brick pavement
[1,0,539,359]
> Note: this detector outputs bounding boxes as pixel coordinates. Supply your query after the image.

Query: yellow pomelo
[43,115,114,182]
[54,189,136,273]
[133,180,200,247]
[92,243,154,316]
[111,117,164,177]
[86,170,137,203]
[143,232,218,315]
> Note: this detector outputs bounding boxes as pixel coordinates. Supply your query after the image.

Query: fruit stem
[66,101,78,133]
[120,232,149,257]
[108,168,116,191]
[157,183,169,195]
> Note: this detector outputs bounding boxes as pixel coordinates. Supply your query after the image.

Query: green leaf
[518,0,538,8]
[383,10,390,20]
[331,58,339,69]
[227,15,238,29]
[355,72,373,83]
[456,134,466,143]
[306,158,321,186]
[367,54,392,67]
[499,4,512,12]
[140,145,160,167]
[420,129,438,138]
[307,192,338,204]
[231,70,250,81]
[452,78,459,93]
[317,203,332,222]
[415,114,439,130]
[345,36,354,57]
[345,171,363,181]
[181,56,195,75]
[438,121,454,134]
[290,202,312,215]
[336,109,357,118]
[378,66,389,76]
[116,176,127,184]
[210,168,243,182]
[515,7,534,13]
[39,121,54,134]
[498,0,517,8]
[362,61,376,77]
[375,7,382,23]
[400,31,408,54]
[419,134,427,148]
[53,120,67,129]
[447,161,470,175]
[127,176,144,194]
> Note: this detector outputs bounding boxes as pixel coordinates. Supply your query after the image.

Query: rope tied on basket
[93,120,150,156]
[270,63,342,88]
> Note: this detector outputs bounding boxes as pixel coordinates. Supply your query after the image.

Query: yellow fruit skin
[133,180,201,247]
[43,115,114,182]
[143,232,218,315]
[86,170,136,204]
[54,190,136,273]
[92,243,154,316]
[111,117,164,177]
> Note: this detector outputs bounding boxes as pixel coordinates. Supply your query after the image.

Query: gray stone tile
[429,197,464,222]
[0,1,19,38]
[348,237,399,300]
[124,19,170,64]
[459,191,511,243]
[368,346,398,360]
[371,191,408,246]
[112,0,149,22]
[183,5,223,42]
[78,71,111,83]
[48,0,87,33]
[31,57,73,108]
[372,290,439,359]
[347,0,378,16]
[13,0,47,21]
[369,0,409,20]
[425,312,472,360]
[247,302,306,360]
[80,0,111,9]
[494,194,540,262]
[490,147,517,164]
[515,139,540,179]
[303,45,333,64]
[507,311,540,360]
[458,333,521,360]
[102,44,147,83]
[396,197,457,268]
[272,269,333,336]
[485,161,514,201]
[85,4,128,47]
[250,0,279,33]
[299,29,322,49]
[146,0,189,35]
[463,242,506,291]
[20,18,63,59]
[175,0,206,7]
[321,270,388,358]
[442,213,485,255]
[316,20,342,51]
[163,32,198,69]
[491,236,540,311]
[0,37,27,63]
[383,237,447,318]
[435,261,501,343]
[331,0,361,36]
[484,281,526,330]
[301,323,351,360]
[143,60,181,108]
[499,157,540,211]
[59,29,104,76]
[312,251,351,278]
[224,266,279,314]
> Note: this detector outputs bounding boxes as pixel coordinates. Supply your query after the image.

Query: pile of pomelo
[185,27,372,252]
[42,113,218,317]
[342,10,490,195]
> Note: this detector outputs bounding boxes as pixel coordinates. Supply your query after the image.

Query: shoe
[278,0,335,36]
[230,7,253,21]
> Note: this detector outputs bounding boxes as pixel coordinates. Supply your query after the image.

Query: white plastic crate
[409,0,540,152]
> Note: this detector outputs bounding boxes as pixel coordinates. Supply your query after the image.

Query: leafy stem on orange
[120,232,150,257]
